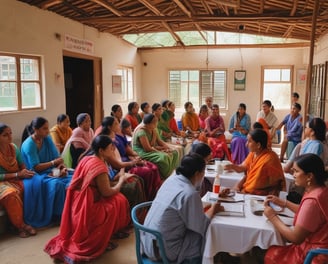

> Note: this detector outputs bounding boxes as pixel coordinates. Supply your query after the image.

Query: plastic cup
[52,168,60,177]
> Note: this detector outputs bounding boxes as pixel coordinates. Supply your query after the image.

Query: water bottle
[212,174,221,194]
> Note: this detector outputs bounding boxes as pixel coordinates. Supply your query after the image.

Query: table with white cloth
[205,164,244,188]
[284,172,295,192]
[205,164,295,192]
[201,193,289,264]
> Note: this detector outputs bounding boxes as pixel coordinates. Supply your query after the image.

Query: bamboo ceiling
[18,0,328,47]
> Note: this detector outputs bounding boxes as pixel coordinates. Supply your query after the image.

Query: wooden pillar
[304,0,319,122]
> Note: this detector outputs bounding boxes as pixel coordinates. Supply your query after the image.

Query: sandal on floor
[106,241,118,251]
[18,229,30,238]
[112,231,130,239]
[23,224,37,236]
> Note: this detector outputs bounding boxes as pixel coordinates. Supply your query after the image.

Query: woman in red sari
[44,135,131,263]
[264,153,328,264]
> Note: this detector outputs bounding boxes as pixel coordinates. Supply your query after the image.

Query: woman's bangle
[15,172,18,179]
[51,160,55,166]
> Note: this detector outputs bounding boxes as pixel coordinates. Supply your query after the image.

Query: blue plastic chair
[131,201,170,264]
[304,248,328,264]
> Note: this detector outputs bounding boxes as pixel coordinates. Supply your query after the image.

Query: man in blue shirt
[277,103,303,162]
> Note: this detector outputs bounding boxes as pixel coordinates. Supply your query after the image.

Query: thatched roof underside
[18,0,328,47]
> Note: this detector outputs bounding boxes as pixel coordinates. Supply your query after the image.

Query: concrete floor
[0,226,137,264]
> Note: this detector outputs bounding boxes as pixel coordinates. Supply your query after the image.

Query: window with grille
[0,53,42,112]
[116,66,134,101]
[262,66,293,109]
[168,70,227,110]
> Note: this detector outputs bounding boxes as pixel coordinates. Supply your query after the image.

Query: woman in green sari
[133,114,179,179]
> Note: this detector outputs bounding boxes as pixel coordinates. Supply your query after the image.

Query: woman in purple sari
[96,116,162,200]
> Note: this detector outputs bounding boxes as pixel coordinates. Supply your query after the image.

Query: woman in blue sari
[229,103,251,164]
[21,117,72,228]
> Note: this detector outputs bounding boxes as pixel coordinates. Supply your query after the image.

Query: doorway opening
[63,51,103,129]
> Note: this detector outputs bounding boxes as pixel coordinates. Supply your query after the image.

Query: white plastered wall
[0,0,141,145]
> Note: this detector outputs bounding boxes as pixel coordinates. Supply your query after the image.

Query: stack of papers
[217,203,245,217]
[202,192,245,217]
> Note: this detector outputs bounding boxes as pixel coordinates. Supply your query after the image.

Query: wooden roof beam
[283,25,294,38]
[40,0,63,9]
[78,14,313,24]
[214,0,240,8]
[137,0,185,46]
[194,23,208,42]
[91,0,123,16]
[201,0,214,15]
[172,0,192,18]
[138,0,163,16]
[161,22,185,46]
[290,0,298,16]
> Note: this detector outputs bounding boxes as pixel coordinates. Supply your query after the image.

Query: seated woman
[96,116,152,203]
[62,113,94,168]
[133,114,179,179]
[228,103,251,164]
[116,119,162,200]
[111,104,123,123]
[153,103,185,161]
[0,123,36,238]
[21,117,72,228]
[198,104,209,130]
[190,142,213,197]
[254,118,272,149]
[205,104,232,161]
[50,114,72,153]
[225,129,285,196]
[284,117,326,173]
[167,101,184,137]
[139,102,151,122]
[141,154,223,263]
[152,102,172,141]
[44,135,131,263]
[264,154,328,264]
[125,101,142,131]
[181,101,201,137]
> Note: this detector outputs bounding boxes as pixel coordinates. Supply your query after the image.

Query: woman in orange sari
[0,123,35,237]
[225,129,285,195]
[50,114,72,153]
[45,135,131,263]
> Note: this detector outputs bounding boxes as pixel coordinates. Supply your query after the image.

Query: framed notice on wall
[234,70,246,90]
[112,75,122,93]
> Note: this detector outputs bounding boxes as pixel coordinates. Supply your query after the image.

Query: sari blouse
[242,149,285,195]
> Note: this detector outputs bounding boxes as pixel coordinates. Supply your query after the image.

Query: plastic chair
[304,248,328,264]
[131,201,170,264]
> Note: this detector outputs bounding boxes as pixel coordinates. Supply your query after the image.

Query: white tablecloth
[202,194,286,264]
[205,165,244,188]
[206,165,295,192]
[284,173,294,191]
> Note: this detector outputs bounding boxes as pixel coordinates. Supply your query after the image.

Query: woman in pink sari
[205,104,232,161]
[264,153,328,264]
[45,135,131,263]
[62,113,94,168]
